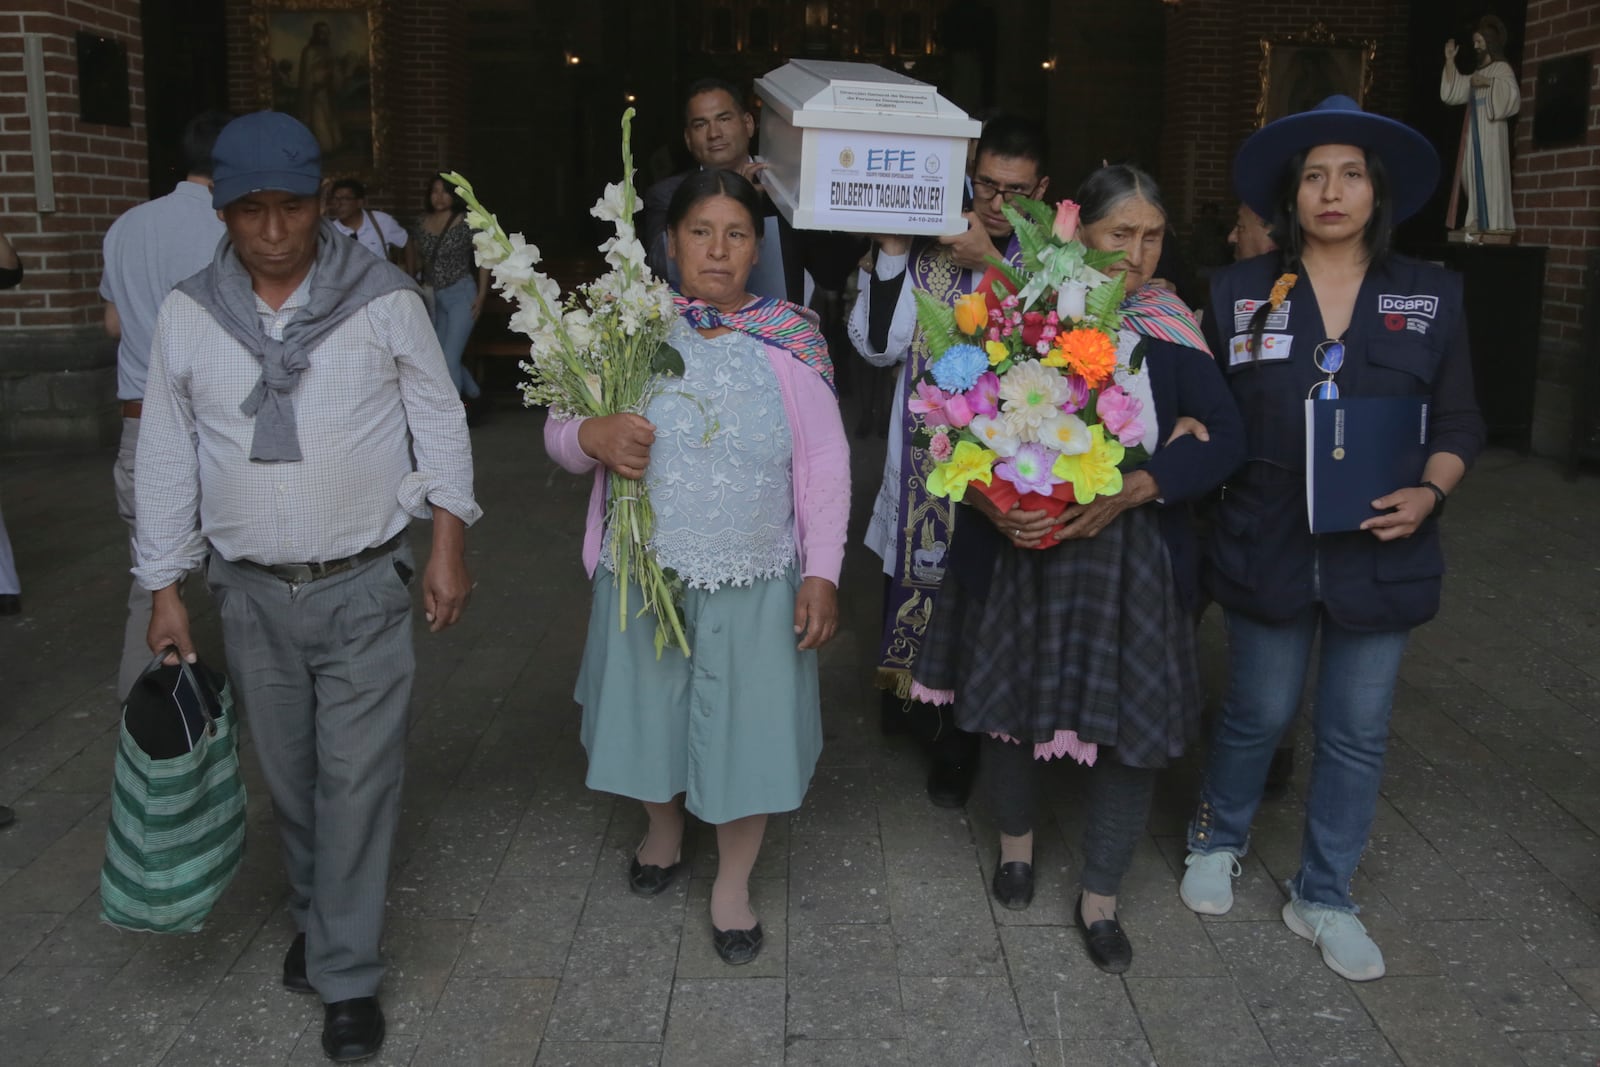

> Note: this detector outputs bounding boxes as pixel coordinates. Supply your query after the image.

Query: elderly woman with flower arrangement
[906,164,1245,974]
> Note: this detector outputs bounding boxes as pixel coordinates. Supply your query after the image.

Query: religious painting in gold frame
[1258,22,1376,126]
[251,0,387,179]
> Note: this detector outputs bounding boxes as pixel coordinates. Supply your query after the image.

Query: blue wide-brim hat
[1234,95,1440,225]
[211,111,323,209]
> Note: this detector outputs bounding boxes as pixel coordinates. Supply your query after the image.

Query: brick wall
[0,0,145,450]
[1515,0,1599,455]
[222,0,467,217]
[1159,0,1410,230]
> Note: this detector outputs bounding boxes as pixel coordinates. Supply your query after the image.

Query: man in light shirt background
[327,177,408,263]
[100,110,232,699]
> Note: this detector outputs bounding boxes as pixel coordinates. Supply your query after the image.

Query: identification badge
[1229,332,1292,366]
[1232,297,1291,334]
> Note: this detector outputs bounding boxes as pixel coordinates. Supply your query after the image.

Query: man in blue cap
[135,111,481,1061]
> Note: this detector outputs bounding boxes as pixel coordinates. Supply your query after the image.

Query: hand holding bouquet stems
[445,109,692,656]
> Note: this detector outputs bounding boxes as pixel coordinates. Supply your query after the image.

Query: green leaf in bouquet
[1118,444,1151,470]
[1085,272,1127,326]
[1127,335,1149,372]
[913,291,959,361]
[910,427,932,449]
[986,258,1028,298]
[1015,195,1057,233]
[650,342,685,377]
[1083,248,1125,272]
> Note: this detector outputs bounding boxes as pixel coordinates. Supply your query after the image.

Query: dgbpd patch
[1378,293,1438,335]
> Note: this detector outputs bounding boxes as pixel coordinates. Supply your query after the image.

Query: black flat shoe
[1075,894,1132,974]
[321,996,385,1062]
[282,932,315,994]
[992,859,1034,911]
[926,759,974,809]
[629,854,683,897]
[712,922,763,965]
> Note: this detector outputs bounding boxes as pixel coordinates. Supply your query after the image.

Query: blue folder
[1304,396,1430,534]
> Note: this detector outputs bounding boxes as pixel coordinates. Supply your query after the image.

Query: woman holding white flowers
[544,169,849,965]
[910,165,1245,974]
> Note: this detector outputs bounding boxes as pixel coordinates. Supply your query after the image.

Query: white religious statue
[1440,16,1520,234]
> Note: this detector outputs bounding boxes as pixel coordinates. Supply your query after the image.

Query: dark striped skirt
[911,505,1200,769]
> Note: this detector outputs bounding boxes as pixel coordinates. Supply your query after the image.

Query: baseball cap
[210,111,323,209]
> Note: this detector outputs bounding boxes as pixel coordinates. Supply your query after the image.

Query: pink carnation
[1096,385,1146,446]
[927,431,954,462]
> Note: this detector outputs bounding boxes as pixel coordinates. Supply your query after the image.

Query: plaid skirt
[911,505,1200,769]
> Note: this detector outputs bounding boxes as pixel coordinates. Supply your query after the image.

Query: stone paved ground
[2,400,1599,1067]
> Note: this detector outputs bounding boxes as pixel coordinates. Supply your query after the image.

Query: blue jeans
[431,276,480,399]
[1187,606,1409,911]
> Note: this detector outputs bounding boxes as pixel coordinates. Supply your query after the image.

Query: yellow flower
[1050,425,1125,503]
[1040,346,1067,368]
[984,339,1009,366]
[954,292,990,336]
[926,440,997,500]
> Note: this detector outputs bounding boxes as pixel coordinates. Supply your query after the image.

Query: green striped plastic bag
[100,658,247,933]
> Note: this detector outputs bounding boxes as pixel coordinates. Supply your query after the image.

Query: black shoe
[1263,746,1295,800]
[992,860,1034,911]
[321,996,385,1062]
[712,922,763,965]
[629,854,683,897]
[0,594,18,616]
[283,932,315,994]
[926,760,974,809]
[1075,894,1132,974]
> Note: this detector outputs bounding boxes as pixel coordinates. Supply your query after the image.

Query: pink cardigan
[543,341,851,586]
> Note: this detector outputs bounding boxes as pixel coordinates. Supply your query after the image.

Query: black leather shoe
[992,860,1035,911]
[321,996,384,1062]
[1075,894,1133,974]
[926,759,975,808]
[629,854,683,897]
[282,932,314,994]
[712,922,763,965]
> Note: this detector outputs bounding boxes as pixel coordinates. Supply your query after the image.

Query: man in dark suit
[641,77,863,306]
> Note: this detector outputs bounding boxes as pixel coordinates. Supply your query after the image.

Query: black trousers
[982,734,1156,896]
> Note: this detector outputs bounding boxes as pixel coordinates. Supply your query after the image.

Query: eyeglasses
[971,178,1036,205]
[1307,340,1345,400]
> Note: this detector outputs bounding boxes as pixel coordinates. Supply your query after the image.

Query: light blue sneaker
[1282,899,1386,981]
[1179,852,1241,915]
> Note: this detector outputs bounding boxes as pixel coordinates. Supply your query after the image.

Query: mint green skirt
[574,565,822,824]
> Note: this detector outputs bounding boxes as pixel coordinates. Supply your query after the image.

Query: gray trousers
[207,543,416,1002]
[982,734,1157,896]
[0,492,17,596]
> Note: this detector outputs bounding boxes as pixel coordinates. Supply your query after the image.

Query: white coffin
[754,60,980,236]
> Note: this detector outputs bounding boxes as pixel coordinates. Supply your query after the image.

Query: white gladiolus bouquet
[445,108,690,657]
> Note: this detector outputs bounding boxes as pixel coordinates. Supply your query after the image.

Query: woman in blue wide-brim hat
[1176,95,1485,981]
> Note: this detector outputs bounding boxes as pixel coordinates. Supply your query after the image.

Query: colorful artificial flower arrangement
[909,197,1151,549]
[446,109,691,656]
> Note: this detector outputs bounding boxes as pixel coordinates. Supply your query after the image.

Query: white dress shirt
[333,209,408,260]
[134,273,480,590]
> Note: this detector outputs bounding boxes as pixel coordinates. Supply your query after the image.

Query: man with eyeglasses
[847,115,1049,809]
[328,178,408,265]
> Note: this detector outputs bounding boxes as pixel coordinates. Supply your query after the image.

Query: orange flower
[953,291,989,336]
[1051,328,1118,389]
